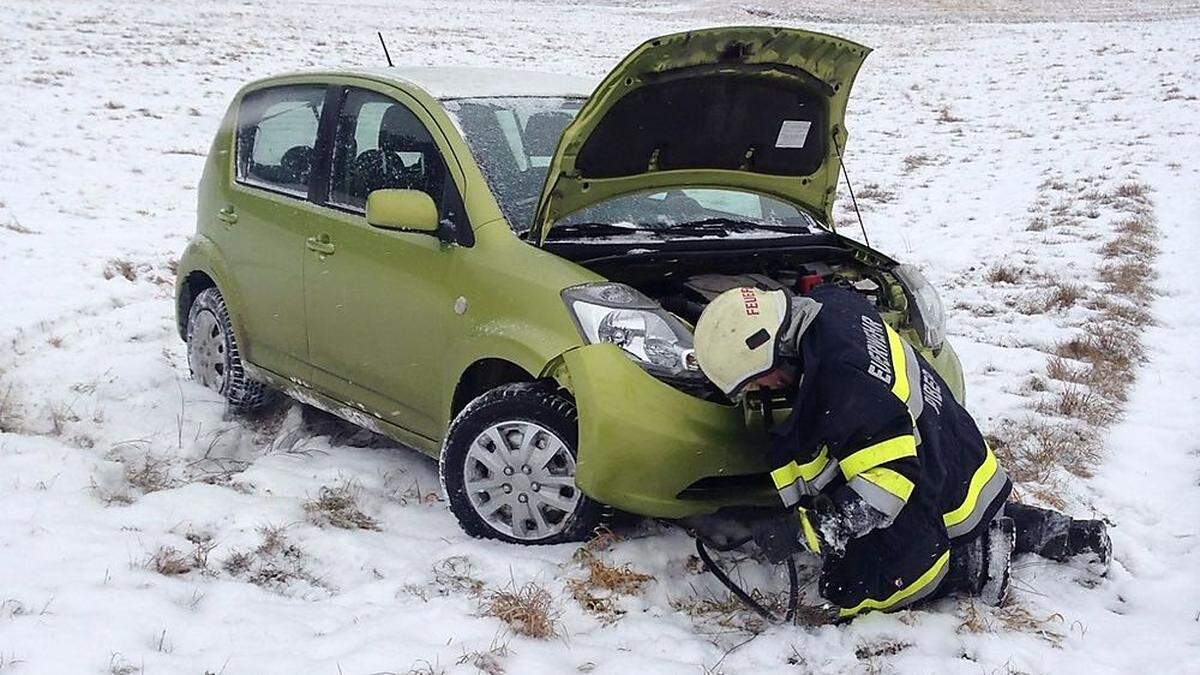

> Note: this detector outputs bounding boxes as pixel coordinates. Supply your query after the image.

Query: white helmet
[693,287,792,396]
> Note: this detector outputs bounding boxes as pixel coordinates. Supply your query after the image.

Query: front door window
[328,89,447,213]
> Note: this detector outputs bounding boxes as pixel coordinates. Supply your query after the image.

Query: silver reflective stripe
[810,458,841,492]
[848,475,906,520]
[890,553,951,611]
[777,481,803,508]
[946,464,1010,539]
[901,341,925,423]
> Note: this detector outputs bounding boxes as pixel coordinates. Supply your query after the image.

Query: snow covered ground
[1,1,1198,673]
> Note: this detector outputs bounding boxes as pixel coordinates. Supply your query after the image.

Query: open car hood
[532,27,871,243]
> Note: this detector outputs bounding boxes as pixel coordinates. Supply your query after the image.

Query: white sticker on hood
[775,120,812,149]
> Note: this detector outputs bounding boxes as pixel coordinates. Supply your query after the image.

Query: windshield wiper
[675,217,811,234]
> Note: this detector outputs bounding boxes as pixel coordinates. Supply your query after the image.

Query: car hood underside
[532,26,872,242]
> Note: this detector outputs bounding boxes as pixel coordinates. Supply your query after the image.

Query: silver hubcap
[188,310,227,390]
[463,420,581,540]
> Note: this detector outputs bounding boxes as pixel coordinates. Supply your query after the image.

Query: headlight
[893,264,946,351]
[562,282,699,375]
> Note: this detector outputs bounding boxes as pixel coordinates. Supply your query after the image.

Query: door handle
[216,207,238,225]
[306,234,335,255]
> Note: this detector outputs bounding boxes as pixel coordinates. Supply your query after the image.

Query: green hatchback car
[175,26,965,544]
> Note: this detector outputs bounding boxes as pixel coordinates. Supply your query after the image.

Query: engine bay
[556,241,915,400]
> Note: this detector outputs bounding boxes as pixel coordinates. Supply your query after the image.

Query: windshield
[444,96,583,233]
[553,188,815,238]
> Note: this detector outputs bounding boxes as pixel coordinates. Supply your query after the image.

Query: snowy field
[1,1,1199,673]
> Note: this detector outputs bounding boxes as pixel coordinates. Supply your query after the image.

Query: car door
[223,83,332,377]
[303,84,466,440]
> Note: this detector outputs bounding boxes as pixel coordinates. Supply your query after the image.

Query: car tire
[186,286,268,411]
[441,382,603,544]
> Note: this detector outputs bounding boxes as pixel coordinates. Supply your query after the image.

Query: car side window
[236,85,326,196]
[329,88,446,213]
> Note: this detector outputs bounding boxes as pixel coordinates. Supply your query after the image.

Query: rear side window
[236,85,326,196]
[328,88,445,212]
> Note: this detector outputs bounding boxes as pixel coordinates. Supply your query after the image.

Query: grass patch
[901,153,935,173]
[222,525,325,592]
[985,265,1020,284]
[566,529,653,622]
[1043,282,1086,310]
[0,372,22,434]
[146,533,215,577]
[303,482,380,531]
[481,582,559,639]
[103,259,137,281]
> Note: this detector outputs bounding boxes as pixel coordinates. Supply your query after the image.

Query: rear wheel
[186,286,267,411]
[441,383,602,544]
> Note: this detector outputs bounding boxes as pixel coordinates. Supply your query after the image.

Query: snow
[2,1,1200,673]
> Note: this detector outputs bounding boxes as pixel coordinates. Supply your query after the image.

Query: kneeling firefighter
[693,283,1110,619]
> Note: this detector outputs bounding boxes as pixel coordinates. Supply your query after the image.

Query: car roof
[261,66,598,100]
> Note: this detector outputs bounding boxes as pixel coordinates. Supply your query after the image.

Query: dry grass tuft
[1098,260,1155,299]
[1035,386,1115,427]
[989,419,1099,484]
[1042,282,1086,311]
[565,527,653,621]
[303,482,380,531]
[957,598,1065,646]
[103,259,138,282]
[901,153,935,173]
[577,556,653,596]
[855,183,896,203]
[146,534,214,577]
[855,640,911,660]
[985,265,1020,284]
[222,525,324,591]
[0,372,22,434]
[124,454,175,494]
[456,636,510,675]
[935,105,964,123]
[1100,232,1158,262]
[481,582,559,639]
[1111,182,1148,200]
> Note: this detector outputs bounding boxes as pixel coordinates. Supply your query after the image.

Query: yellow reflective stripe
[840,435,918,479]
[797,447,831,481]
[770,448,831,490]
[885,324,910,402]
[798,508,822,554]
[770,462,803,490]
[859,467,915,502]
[943,448,999,529]
[839,550,950,618]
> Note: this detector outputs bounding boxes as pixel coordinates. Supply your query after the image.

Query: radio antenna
[377,32,394,67]
[832,127,870,247]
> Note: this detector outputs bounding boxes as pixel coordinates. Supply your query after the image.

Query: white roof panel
[351,66,597,99]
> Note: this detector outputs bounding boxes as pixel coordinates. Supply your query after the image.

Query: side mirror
[366,189,440,233]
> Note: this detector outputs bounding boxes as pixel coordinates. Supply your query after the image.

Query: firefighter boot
[946,516,1014,606]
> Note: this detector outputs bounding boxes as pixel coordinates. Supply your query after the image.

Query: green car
[175,26,964,544]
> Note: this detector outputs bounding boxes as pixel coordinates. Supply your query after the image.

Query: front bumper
[557,338,966,519]
[561,343,776,518]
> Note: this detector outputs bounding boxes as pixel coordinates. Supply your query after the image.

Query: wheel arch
[176,270,217,340]
[450,358,545,420]
[174,235,248,346]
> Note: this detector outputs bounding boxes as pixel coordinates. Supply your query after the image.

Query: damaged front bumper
[558,343,777,518]
[554,337,965,519]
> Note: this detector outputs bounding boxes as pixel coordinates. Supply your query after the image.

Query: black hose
[695,537,800,625]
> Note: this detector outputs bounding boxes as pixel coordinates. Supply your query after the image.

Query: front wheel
[440,383,603,544]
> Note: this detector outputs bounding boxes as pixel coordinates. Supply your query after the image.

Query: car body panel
[533,27,871,241]
[564,343,776,517]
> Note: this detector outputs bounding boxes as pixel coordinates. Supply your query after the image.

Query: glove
[751,513,804,563]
